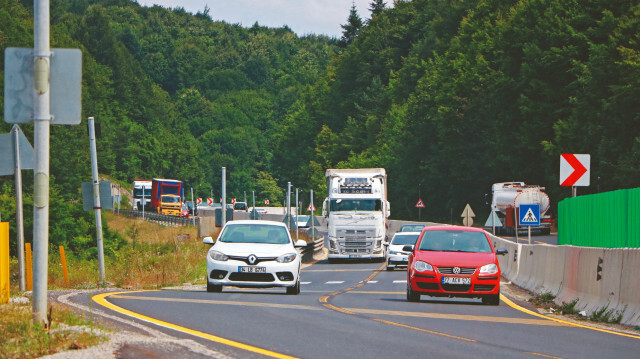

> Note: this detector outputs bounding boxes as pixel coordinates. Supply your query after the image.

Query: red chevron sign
[560,154,590,186]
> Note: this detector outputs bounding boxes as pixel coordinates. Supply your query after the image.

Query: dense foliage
[1,0,639,256]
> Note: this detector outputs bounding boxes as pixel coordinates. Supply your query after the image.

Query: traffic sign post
[461,204,475,227]
[560,154,590,197]
[519,204,540,244]
[207,198,213,206]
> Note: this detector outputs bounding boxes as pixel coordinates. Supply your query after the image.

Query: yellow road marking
[500,294,640,339]
[92,291,300,359]
[109,294,322,311]
[372,318,476,342]
[525,352,564,359]
[345,308,568,326]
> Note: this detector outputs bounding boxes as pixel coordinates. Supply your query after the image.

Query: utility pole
[310,190,315,239]
[88,117,105,285]
[286,182,291,229]
[32,0,51,325]
[221,167,226,226]
[295,188,299,241]
[12,127,26,291]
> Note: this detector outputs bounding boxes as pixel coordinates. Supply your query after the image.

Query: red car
[405,225,508,305]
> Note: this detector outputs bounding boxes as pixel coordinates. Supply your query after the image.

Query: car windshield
[418,230,491,253]
[329,199,381,211]
[400,224,425,232]
[391,233,420,245]
[219,224,290,244]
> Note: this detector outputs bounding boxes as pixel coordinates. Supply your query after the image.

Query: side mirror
[496,248,508,256]
[294,239,307,248]
[402,245,414,252]
[203,236,214,245]
[383,242,389,247]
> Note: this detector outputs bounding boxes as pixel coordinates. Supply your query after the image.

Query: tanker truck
[487,182,552,235]
[323,168,390,262]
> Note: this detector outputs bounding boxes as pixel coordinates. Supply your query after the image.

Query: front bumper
[386,253,409,267]
[206,257,300,288]
[327,236,385,259]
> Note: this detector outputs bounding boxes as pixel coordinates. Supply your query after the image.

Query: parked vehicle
[233,201,248,212]
[487,182,552,235]
[405,225,507,305]
[202,220,307,294]
[150,179,184,216]
[323,168,390,261]
[398,224,425,233]
[132,180,152,210]
[384,232,421,271]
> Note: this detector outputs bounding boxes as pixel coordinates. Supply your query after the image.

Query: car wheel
[406,279,420,302]
[482,293,500,305]
[286,278,301,295]
[206,282,222,293]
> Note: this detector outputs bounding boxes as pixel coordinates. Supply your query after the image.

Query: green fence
[558,187,640,248]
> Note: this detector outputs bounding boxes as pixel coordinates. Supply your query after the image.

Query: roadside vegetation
[530,293,624,324]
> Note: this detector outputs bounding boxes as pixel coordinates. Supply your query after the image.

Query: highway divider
[489,232,640,327]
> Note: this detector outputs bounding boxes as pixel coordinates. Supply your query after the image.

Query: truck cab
[159,194,182,216]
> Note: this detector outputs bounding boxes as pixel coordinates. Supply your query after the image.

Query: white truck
[132,180,152,210]
[323,168,390,261]
[488,182,552,235]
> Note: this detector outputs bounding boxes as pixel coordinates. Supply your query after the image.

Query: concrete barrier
[598,248,624,318]
[570,247,606,314]
[512,243,535,290]
[540,245,567,297]
[619,249,640,325]
[555,246,582,306]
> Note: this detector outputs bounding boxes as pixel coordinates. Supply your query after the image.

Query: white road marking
[366,281,378,284]
[301,282,312,285]
[325,281,345,284]
[393,280,407,284]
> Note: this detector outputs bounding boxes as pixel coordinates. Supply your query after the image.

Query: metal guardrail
[119,209,198,226]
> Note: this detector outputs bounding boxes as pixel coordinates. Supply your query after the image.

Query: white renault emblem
[248,254,257,265]
[453,267,461,274]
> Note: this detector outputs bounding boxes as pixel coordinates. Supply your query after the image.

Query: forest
[1,0,638,256]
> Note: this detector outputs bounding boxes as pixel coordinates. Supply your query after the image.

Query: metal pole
[572,186,577,197]
[295,188,299,241]
[244,191,247,203]
[13,127,26,291]
[222,167,226,226]
[191,187,195,226]
[252,191,256,219]
[514,207,519,243]
[286,182,291,229]
[141,186,145,219]
[88,117,105,285]
[32,0,51,325]
[310,190,315,239]
[117,185,121,214]
[528,225,531,244]
[418,184,421,221]
[492,210,496,236]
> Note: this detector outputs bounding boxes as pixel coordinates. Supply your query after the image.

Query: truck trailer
[323,168,390,261]
[151,179,184,216]
[487,182,552,235]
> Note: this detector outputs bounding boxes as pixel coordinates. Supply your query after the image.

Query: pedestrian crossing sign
[518,204,540,226]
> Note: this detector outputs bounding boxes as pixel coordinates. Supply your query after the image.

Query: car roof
[224,220,287,228]
[424,225,485,232]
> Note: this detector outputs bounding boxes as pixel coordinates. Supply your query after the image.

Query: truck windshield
[162,196,181,204]
[134,188,151,197]
[329,199,381,212]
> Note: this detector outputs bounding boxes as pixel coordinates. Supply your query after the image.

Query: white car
[203,220,307,294]
[384,232,421,271]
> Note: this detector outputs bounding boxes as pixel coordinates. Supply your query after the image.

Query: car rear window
[418,231,491,253]
[220,224,290,244]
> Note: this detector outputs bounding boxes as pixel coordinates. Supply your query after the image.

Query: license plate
[349,254,363,258]
[442,277,471,285]
[239,266,266,273]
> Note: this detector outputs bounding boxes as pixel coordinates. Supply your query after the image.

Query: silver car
[384,232,421,270]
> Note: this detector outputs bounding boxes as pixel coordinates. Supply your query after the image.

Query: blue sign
[519,204,540,226]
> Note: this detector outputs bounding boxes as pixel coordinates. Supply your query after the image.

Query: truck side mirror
[322,198,328,217]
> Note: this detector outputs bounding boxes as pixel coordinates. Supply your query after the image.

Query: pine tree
[340,3,363,48]
[369,0,386,17]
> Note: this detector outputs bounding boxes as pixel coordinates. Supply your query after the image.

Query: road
[92,257,640,358]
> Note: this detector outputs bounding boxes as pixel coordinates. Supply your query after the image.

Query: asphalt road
[93,256,640,359]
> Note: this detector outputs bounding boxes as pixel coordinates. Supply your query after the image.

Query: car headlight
[480,263,498,275]
[276,253,297,263]
[414,261,433,272]
[209,250,228,261]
